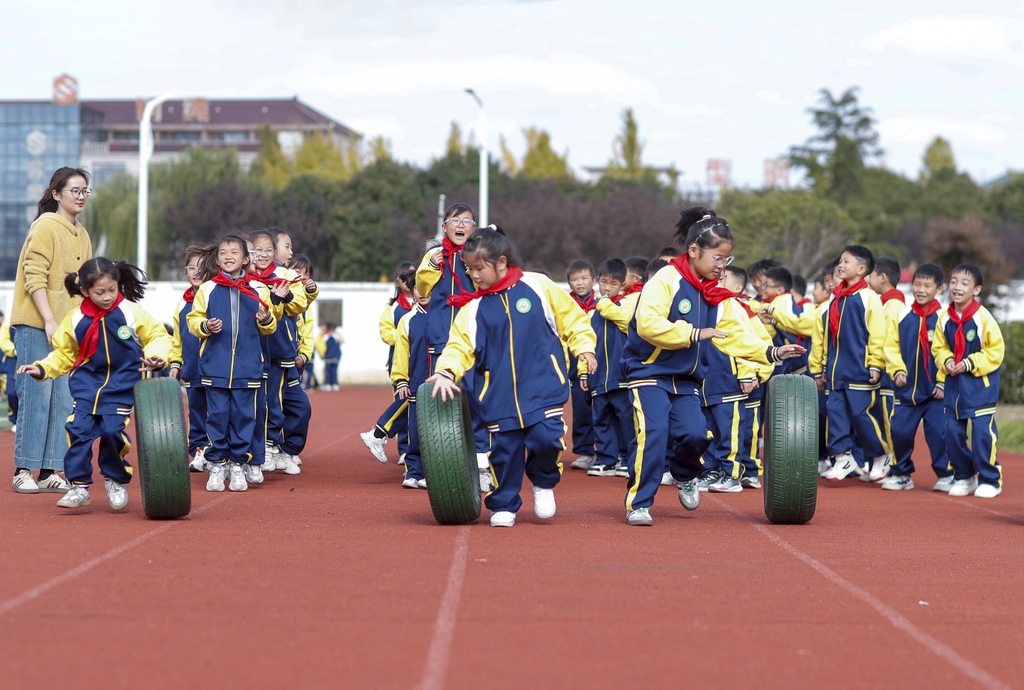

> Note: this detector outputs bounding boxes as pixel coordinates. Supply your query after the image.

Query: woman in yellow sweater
[11,167,93,495]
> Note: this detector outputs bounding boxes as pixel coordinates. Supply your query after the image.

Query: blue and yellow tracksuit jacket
[932,303,1004,420]
[187,275,277,389]
[0,321,16,375]
[170,297,203,387]
[590,293,637,397]
[700,306,776,406]
[417,249,476,355]
[380,299,413,371]
[390,305,430,400]
[31,300,172,414]
[620,266,781,393]
[260,265,316,368]
[435,272,597,433]
[883,304,945,405]
[809,287,885,391]
[297,310,314,364]
[764,292,812,375]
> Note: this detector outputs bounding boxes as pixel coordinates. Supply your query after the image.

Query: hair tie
[701,214,712,220]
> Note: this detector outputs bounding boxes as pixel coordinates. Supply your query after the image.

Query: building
[0,85,357,278]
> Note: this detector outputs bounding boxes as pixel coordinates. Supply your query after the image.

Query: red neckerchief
[571,291,596,312]
[251,263,302,289]
[828,279,867,344]
[609,292,626,304]
[624,281,644,297]
[670,256,737,307]
[72,293,125,369]
[212,271,268,309]
[881,289,905,305]
[764,291,789,305]
[948,300,981,364]
[912,300,942,380]
[183,287,195,303]
[447,267,524,308]
[737,296,757,318]
[441,237,468,297]
[395,293,413,311]
[796,297,811,307]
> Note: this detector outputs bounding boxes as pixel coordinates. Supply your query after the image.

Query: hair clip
[701,214,712,220]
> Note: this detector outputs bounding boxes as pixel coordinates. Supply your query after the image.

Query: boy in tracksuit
[811,245,890,483]
[932,263,1005,498]
[761,266,813,376]
[881,263,952,492]
[587,259,632,478]
[0,320,18,429]
[867,255,906,479]
[566,259,598,469]
[390,296,431,488]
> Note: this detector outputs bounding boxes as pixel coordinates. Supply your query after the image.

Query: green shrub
[998,420,1024,454]
[999,321,1024,404]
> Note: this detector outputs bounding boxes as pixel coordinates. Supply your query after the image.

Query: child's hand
[815,378,825,394]
[255,307,270,322]
[139,357,165,372]
[296,354,307,370]
[698,328,728,341]
[776,344,807,360]
[16,364,40,378]
[933,386,945,400]
[580,352,598,376]
[946,360,967,376]
[304,278,317,292]
[426,373,459,401]
[272,282,291,298]
[740,380,759,395]
[868,369,880,385]
[758,313,773,325]
[396,386,410,400]
[894,373,907,388]
[430,249,443,266]
[580,378,589,392]
[169,366,181,379]
[206,318,223,333]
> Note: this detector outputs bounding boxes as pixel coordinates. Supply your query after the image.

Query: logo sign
[26,130,47,156]
[966,329,977,343]
[927,329,934,342]
[678,298,692,315]
[515,298,532,314]
[52,74,78,105]
[117,325,132,340]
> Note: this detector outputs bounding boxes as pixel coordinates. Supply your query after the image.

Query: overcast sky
[5,0,1024,189]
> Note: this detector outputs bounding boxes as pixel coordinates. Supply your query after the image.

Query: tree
[921,136,956,183]
[604,108,658,184]
[924,215,1010,300]
[520,128,571,179]
[292,133,362,181]
[789,87,882,204]
[251,124,290,190]
[81,172,139,263]
[444,122,465,157]
[369,135,393,162]
[499,135,519,175]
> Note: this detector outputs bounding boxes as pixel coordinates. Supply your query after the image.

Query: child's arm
[747,310,778,383]
[297,314,314,367]
[280,268,311,317]
[538,276,597,377]
[415,251,442,300]
[634,270,700,348]
[809,304,825,391]
[255,284,277,335]
[714,300,797,365]
[432,305,476,383]
[595,293,638,334]
[0,322,15,359]
[390,313,413,398]
[864,292,886,378]
[883,320,908,385]
[378,304,398,346]
[187,283,216,338]
[129,303,174,369]
[20,313,78,380]
[767,297,814,337]
[965,309,1005,377]
[931,314,957,376]
[168,301,184,377]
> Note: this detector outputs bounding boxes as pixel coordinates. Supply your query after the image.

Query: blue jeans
[13,325,73,471]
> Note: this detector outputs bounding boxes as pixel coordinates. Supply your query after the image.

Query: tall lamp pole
[137,93,179,275]
[465,89,488,227]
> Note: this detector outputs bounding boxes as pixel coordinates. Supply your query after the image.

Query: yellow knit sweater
[13,213,93,329]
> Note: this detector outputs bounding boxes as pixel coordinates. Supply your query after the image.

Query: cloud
[861,15,1024,70]
[756,90,792,106]
[878,116,1009,145]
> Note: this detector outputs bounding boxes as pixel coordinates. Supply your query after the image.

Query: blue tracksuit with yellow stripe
[435,272,596,515]
[762,292,810,375]
[31,299,172,485]
[170,294,209,457]
[932,303,1004,487]
[375,299,413,452]
[391,305,430,481]
[187,273,276,465]
[620,265,782,512]
[810,285,888,461]
[883,303,951,479]
[590,294,634,469]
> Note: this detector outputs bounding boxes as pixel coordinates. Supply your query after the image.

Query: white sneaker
[401,476,419,489]
[479,468,494,492]
[627,507,653,526]
[932,476,955,492]
[206,463,227,492]
[660,471,675,486]
[856,464,870,482]
[709,476,744,493]
[416,478,427,489]
[533,486,556,519]
[570,454,596,470]
[56,485,91,508]
[490,511,515,527]
[476,452,490,469]
[677,480,700,511]
[104,478,129,510]
[228,463,248,492]
[974,483,1001,498]
[189,447,207,472]
[12,468,39,494]
[281,454,301,475]
[825,453,858,482]
[869,453,893,482]
[360,431,388,463]
[10,424,15,434]
[244,463,264,484]
[947,477,979,497]
[292,454,302,466]
[881,475,914,491]
[817,459,831,477]
[397,453,406,466]
[741,476,762,489]
[37,472,71,493]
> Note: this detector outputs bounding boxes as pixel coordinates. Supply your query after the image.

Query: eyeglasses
[253,249,275,256]
[63,187,92,199]
[185,266,200,273]
[445,218,476,229]
[695,247,734,267]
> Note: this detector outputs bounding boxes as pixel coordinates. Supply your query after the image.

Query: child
[623,255,649,294]
[932,264,1005,498]
[0,319,18,432]
[566,259,598,470]
[647,258,668,278]
[746,259,781,303]
[587,259,633,478]
[810,245,890,482]
[760,266,811,376]
[881,263,952,491]
[290,254,318,395]
[322,324,342,389]
[16,258,172,510]
[187,235,277,492]
[426,229,597,528]
[868,255,905,474]
[169,245,217,472]
[655,247,678,261]
[792,274,808,305]
[619,208,804,526]
[389,290,431,488]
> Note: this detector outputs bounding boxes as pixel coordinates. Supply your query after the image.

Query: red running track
[1,386,1022,690]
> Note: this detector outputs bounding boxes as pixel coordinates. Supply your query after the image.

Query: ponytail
[65,257,147,302]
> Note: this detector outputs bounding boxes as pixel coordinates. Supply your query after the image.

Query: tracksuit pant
[64,410,133,486]
[825,387,887,460]
[375,388,410,455]
[569,377,595,456]
[624,386,712,512]
[206,386,258,465]
[403,401,424,482]
[185,384,208,457]
[484,416,564,514]
[891,397,950,478]
[946,413,1001,487]
[702,400,745,479]
[877,390,895,455]
[739,398,762,478]
[324,360,339,387]
[267,365,312,456]
[592,389,630,467]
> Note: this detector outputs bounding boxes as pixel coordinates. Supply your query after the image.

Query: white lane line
[711,498,1012,690]
[941,495,1019,519]
[0,496,228,616]
[418,526,471,690]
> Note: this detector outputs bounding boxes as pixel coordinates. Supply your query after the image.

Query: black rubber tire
[133,377,192,520]
[763,374,818,525]
[416,381,481,525]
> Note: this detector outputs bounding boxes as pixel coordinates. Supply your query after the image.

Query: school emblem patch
[515,298,532,314]
[966,329,977,343]
[678,298,692,315]
[927,329,934,342]
[116,325,132,340]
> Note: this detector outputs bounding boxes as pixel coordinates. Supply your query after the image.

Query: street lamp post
[137,93,179,275]
[465,89,488,227]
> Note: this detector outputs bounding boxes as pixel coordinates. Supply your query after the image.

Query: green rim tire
[763,374,818,525]
[133,377,192,520]
[416,381,481,525]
